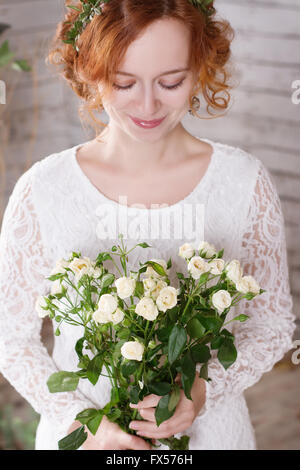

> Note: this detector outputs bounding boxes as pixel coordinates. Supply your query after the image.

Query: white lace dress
[0,137,296,450]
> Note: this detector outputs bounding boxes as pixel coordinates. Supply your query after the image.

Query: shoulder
[7,144,77,211]
[214,140,261,171]
[212,139,266,189]
[34,143,76,181]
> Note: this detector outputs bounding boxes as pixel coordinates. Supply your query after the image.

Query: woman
[0,0,296,450]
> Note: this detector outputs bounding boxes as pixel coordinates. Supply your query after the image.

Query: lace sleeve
[197,160,297,418]
[0,166,96,437]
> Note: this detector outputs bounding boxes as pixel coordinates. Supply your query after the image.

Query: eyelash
[112,78,185,91]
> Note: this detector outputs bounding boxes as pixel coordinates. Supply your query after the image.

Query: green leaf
[86,411,103,435]
[199,362,208,380]
[121,360,138,378]
[96,252,112,265]
[100,273,115,288]
[232,314,249,322]
[168,325,187,364]
[116,327,131,340]
[47,371,79,393]
[217,337,237,370]
[86,354,103,385]
[194,271,210,288]
[75,337,85,360]
[146,260,167,277]
[196,312,223,332]
[186,317,206,339]
[158,435,190,450]
[156,325,173,342]
[168,385,181,412]
[210,335,224,350]
[190,344,211,363]
[58,425,87,450]
[137,242,151,248]
[76,408,99,425]
[167,306,179,323]
[11,59,31,72]
[133,280,144,297]
[66,5,82,12]
[220,328,235,340]
[180,351,195,400]
[129,385,140,404]
[155,394,175,427]
[110,386,119,405]
[107,408,122,422]
[0,40,15,67]
[148,382,171,396]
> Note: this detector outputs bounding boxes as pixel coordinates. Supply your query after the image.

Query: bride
[0,0,296,450]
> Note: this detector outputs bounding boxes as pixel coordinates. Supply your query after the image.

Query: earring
[188,95,200,115]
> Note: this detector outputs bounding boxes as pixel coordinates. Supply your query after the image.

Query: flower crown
[63,0,215,53]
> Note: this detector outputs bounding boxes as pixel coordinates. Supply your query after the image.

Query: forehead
[117,18,191,77]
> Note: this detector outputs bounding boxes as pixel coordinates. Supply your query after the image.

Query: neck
[95,120,192,174]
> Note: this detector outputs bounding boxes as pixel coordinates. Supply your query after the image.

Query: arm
[0,167,97,440]
[197,160,297,417]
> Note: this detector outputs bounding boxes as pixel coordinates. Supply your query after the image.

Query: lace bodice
[0,137,296,448]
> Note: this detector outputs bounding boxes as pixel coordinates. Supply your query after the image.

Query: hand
[128,373,206,439]
[68,415,153,450]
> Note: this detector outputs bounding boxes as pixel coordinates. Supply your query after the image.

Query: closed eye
[112,78,186,91]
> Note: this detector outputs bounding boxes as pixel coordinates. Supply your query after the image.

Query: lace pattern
[197,160,296,418]
[0,167,96,437]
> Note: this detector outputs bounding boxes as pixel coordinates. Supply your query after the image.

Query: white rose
[110,307,125,324]
[121,341,144,361]
[143,277,157,294]
[212,290,232,313]
[115,276,136,299]
[50,279,64,295]
[156,286,178,313]
[236,275,260,294]
[150,279,168,300]
[145,259,168,278]
[135,297,159,321]
[198,241,217,258]
[91,266,102,278]
[92,308,110,324]
[208,258,225,275]
[69,256,94,281]
[50,258,69,276]
[225,259,243,284]
[187,256,210,280]
[178,243,195,260]
[97,293,118,315]
[35,295,49,318]
[143,277,167,300]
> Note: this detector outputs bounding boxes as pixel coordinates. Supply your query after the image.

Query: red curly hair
[46,0,235,137]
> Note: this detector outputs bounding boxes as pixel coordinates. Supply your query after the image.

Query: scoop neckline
[70,135,218,212]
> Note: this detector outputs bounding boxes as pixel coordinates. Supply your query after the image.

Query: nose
[137,83,161,117]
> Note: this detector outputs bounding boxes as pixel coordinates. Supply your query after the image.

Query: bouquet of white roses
[36,234,265,450]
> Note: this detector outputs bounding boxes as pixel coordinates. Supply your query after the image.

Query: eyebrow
[115,68,189,78]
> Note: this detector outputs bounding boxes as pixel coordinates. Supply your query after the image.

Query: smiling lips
[129,115,166,128]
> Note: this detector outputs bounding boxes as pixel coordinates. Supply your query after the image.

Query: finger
[122,433,153,450]
[137,430,174,439]
[138,407,156,422]
[131,415,188,438]
[130,394,161,409]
